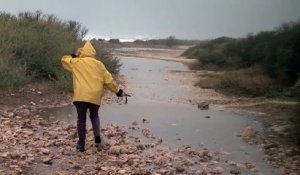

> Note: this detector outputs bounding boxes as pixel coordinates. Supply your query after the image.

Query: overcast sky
[1,0,300,40]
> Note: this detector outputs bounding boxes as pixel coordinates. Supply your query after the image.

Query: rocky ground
[0,84,256,175]
[240,127,300,175]
[0,79,264,175]
[0,105,256,175]
[0,106,259,175]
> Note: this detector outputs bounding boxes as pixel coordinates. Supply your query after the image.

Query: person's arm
[103,69,121,95]
[61,55,74,72]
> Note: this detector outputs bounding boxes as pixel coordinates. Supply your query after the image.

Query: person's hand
[116,89,131,97]
[116,89,124,97]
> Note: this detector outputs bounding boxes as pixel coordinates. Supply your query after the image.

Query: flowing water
[43,56,280,174]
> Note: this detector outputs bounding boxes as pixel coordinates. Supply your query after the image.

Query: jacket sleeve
[61,55,73,72]
[103,69,119,93]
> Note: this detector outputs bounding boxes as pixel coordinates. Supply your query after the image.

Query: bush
[0,11,84,79]
[267,90,295,100]
[0,11,121,91]
[183,37,234,68]
[197,51,227,67]
[109,39,120,44]
[215,66,275,96]
[166,36,177,47]
[0,55,29,90]
[183,21,300,96]
[54,70,73,92]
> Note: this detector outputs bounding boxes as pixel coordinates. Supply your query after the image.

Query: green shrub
[183,21,300,96]
[0,11,84,79]
[148,37,200,46]
[166,36,177,47]
[0,56,30,90]
[0,11,121,91]
[54,70,73,92]
[197,51,227,67]
[267,90,296,101]
[109,39,120,44]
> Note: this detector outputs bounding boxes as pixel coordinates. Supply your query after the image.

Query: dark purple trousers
[73,102,100,147]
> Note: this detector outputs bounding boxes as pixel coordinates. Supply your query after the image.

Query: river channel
[44,56,280,174]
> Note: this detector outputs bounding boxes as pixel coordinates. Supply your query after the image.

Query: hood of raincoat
[78,41,96,58]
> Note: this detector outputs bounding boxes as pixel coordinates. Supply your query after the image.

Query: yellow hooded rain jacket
[61,41,119,106]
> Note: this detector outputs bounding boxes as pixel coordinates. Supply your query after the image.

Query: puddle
[42,56,280,174]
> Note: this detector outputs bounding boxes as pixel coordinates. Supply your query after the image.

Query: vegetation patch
[0,11,120,91]
[184,22,300,97]
[0,55,29,90]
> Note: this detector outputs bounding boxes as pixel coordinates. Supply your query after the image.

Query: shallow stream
[44,56,280,174]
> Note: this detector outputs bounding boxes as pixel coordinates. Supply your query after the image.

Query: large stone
[40,148,50,155]
[213,166,224,174]
[42,156,53,165]
[0,152,11,158]
[230,167,241,175]
[197,102,209,110]
[241,127,255,140]
[108,146,121,155]
[175,164,185,173]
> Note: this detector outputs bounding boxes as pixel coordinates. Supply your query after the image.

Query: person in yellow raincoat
[61,41,124,152]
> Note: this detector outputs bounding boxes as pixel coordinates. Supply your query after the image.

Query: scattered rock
[264,143,279,149]
[197,102,209,110]
[6,112,15,118]
[230,167,241,175]
[142,118,149,123]
[39,148,50,155]
[42,157,53,165]
[30,101,36,106]
[0,152,11,158]
[245,162,255,169]
[132,121,138,126]
[268,124,292,135]
[175,164,185,173]
[285,148,300,157]
[142,128,151,138]
[241,127,255,140]
[213,166,224,174]
[108,146,121,155]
